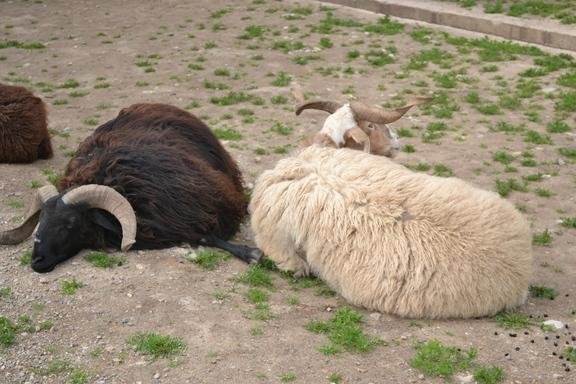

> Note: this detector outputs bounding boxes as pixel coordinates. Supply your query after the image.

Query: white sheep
[249,147,533,319]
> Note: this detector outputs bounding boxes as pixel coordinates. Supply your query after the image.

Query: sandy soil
[0,0,575,383]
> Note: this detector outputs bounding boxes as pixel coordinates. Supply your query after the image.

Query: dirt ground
[1,0,575,383]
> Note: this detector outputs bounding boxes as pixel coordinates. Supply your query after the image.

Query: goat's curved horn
[62,185,137,251]
[295,101,343,116]
[0,185,58,245]
[350,96,433,124]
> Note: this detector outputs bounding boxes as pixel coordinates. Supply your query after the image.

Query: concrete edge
[319,0,576,52]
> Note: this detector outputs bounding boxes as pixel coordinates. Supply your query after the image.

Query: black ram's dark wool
[58,103,246,249]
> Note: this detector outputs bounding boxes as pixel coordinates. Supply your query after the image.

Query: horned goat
[0,103,260,272]
[0,83,53,163]
[290,83,431,157]
[249,147,533,319]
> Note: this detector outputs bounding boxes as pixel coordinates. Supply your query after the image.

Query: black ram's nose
[31,252,55,273]
[31,262,56,273]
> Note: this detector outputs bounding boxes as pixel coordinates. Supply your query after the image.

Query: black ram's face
[31,198,88,273]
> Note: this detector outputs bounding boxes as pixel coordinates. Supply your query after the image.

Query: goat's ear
[88,209,122,236]
[344,127,370,153]
[368,127,394,156]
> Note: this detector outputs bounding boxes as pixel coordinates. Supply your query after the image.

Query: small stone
[553,373,563,379]
[369,312,381,321]
[418,374,425,380]
[455,374,474,384]
[153,372,160,379]
[543,320,564,330]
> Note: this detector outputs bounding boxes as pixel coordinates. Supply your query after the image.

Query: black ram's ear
[88,209,122,237]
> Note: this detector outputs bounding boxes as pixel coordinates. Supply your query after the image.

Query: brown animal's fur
[0,84,53,163]
[58,103,245,248]
[250,147,533,319]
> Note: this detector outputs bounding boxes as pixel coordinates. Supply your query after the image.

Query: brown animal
[0,84,53,163]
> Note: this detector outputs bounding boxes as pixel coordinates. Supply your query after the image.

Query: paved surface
[321,0,576,51]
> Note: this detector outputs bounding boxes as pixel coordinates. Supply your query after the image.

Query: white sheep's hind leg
[257,233,310,276]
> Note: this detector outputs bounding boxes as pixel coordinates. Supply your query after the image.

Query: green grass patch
[271,95,288,105]
[0,40,45,49]
[270,122,293,136]
[495,178,528,197]
[493,312,533,329]
[410,27,434,44]
[474,366,505,384]
[558,147,576,159]
[128,332,187,359]
[61,279,83,295]
[271,71,292,87]
[235,265,274,288]
[0,287,11,299]
[69,369,91,384]
[20,251,32,266]
[280,372,297,382]
[245,288,269,304]
[433,164,453,177]
[563,347,576,363]
[305,307,385,354]
[558,71,576,88]
[403,144,416,153]
[560,217,576,228]
[547,120,571,133]
[188,249,230,270]
[210,91,252,106]
[271,40,305,53]
[477,103,502,115]
[532,229,552,246]
[0,317,17,347]
[410,340,476,379]
[529,285,558,299]
[516,79,540,98]
[84,252,126,268]
[365,49,396,67]
[319,37,333,48]
[524,130,552,144]
[213,127,243,140]
[238,25,267,40]
[523,173,543,182]
[556,91,576,111]
[465,91,480,104]
[493,150,514,165]
[535,188,554,198]
[363,16,403,35]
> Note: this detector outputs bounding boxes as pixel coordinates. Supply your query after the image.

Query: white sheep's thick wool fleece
[319,103,357,146]
[249,147,533,319]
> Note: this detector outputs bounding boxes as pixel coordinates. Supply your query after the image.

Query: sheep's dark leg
[37,136,53,159]
[200,236,262,264]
